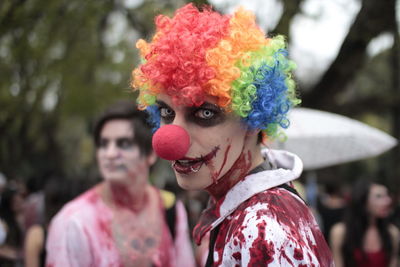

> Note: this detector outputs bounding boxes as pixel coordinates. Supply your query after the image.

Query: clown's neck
[206,147,264,201]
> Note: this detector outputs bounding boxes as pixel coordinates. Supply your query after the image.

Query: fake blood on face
[209,144,231,184]
[173,146,220,174]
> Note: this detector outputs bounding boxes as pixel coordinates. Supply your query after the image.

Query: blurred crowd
[0,98,399,266]
[0,172,92,267]
[0,169,399,267]
[315,179,399,267]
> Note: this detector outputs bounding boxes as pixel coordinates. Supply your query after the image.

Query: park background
[1,0,399,198]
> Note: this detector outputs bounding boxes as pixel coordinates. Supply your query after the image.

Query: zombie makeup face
[97,119,152,186]
[132,4,299,193]
[154,94,260,191]
[367,184,392,219]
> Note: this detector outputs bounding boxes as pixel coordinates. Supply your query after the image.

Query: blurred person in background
[0,172,7,202]
[0,187,25,266]
[330,179,399,267]
[132,4,333,266]
[46,100,195,267]
[317,182,346,244]
[23,175,46,233]
[24,177,86,267]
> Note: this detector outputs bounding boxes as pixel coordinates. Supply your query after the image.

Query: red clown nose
[152,125,190,161]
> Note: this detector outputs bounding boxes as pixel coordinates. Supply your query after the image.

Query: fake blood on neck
[108,183,147,212]
[206,148,252,200]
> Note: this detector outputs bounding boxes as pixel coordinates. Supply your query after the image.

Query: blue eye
[196,109,214,119]
[160,107,174,117]
[189,103,225,127]
[159,106,175,123]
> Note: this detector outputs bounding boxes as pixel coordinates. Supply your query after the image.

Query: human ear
[245,128,260,137]
[147,151,157,166]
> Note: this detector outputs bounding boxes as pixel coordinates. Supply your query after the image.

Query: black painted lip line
[172,146,220,174]
[179,146,220,162]
[172,160,203,174]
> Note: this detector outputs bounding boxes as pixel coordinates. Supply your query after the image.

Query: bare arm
[330,222,345,267]
[0,245,18,260]
[24,225,44,267]
[389,224,399,267]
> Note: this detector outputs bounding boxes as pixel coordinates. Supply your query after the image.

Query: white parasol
[269,108,398,170]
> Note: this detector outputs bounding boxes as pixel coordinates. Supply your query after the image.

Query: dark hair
[325,182,343,196]
[93,100,153,156]
[0,188,23,248]
[342,179,392,266]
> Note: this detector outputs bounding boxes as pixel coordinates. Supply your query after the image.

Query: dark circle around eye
[201,110,214,119]
[160,107,173,116]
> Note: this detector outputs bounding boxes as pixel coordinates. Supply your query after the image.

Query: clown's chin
[173,168,214,191]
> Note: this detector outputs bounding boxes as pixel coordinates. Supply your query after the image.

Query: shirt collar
[193,149,303,245]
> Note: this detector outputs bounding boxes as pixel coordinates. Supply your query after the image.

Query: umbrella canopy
[269,108,398,170]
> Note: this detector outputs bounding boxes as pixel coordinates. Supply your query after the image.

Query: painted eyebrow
[155,100,171,109]
[188,102,224,113]
[156,100,223,113]
[200,102,221,109]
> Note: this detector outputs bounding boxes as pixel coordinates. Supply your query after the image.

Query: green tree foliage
[0,0,398,191]
[0,0,210,181]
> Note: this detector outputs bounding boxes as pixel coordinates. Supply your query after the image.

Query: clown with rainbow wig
[132,3,333,266]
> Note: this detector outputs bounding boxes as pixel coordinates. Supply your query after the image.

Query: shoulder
[229,188,316,243]
[48,188,101,233]
[330,222,346,236]
[330,222,346,246]
[259,186,305,204]
[241,187,310,220]
[26,225,44,240]
[223,192,332,266]
[388,224,400,239]
[25,225,45,250]
[46,201,94,254]
[56,187,99,216]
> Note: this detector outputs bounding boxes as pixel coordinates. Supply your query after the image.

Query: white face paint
[156,94,252,191]
[96,119,150,186]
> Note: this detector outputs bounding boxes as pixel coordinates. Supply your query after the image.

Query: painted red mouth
[172,146,219,174]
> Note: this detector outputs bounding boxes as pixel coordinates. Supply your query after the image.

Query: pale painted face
[156,94,254,190]
[97,119,151,186]
[367,184,392,219]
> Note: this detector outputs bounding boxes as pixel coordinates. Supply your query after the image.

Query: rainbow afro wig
[132,3,300,139]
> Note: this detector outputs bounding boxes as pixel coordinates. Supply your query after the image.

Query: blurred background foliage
[0,0,399,192]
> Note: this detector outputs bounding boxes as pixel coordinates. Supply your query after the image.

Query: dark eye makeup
[98,138,135,149]
[189,103,226,127]
[116,138,135,149]
[156,101,175,124]
[98,139,109,148]
[156,100,226,127]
